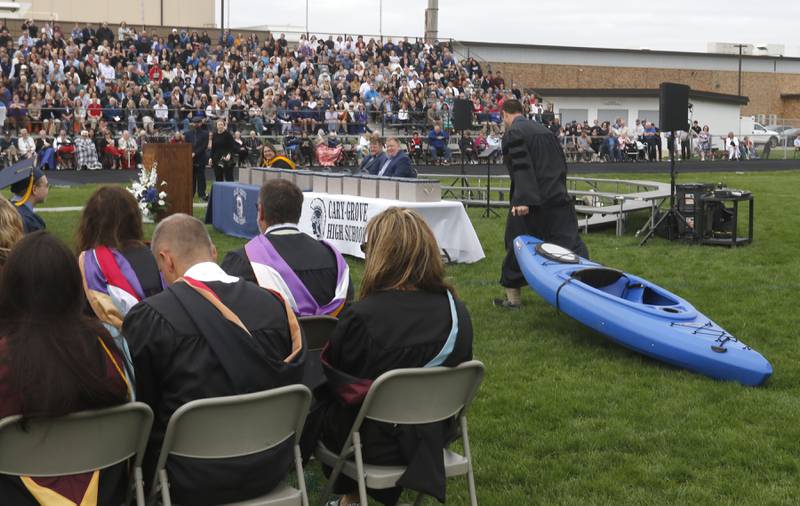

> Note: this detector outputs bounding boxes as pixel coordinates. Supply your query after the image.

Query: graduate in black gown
[221,179,352,317]
[494,99,589,309]
[122,214,306,506]
[0,159,47,234]
[313,208,473,505]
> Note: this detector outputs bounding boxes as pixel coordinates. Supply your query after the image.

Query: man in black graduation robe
[494,99,588,308]
[221,179,353,312]
[122,214,305,506]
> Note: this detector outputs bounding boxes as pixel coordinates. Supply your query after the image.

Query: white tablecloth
[298,192,485,263]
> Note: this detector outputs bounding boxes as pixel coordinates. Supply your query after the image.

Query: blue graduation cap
[0,158,42,207]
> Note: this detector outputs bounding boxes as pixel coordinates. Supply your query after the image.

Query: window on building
[638,110,660,126]
[559,109,588,124]
[598,109,629,124]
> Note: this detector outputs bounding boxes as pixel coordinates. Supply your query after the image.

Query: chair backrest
[298,315,338,351]
[0,402,153,477]
[356,360,485,427]
[154,385,311,471]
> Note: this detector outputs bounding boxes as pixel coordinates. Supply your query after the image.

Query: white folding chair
[315,360,485,506]
[0,402,153,506]
[150,385,312,506]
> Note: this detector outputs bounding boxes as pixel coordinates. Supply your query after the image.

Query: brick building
[453,41,800,120]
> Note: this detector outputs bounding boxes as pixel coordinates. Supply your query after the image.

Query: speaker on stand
[639,82,691,245]
[449,98,474,203]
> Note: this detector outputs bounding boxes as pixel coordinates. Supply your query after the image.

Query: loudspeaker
[659,82,690,132]
[452,98,473,131]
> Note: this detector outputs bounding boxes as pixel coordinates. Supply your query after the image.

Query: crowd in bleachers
[0,18,534,171]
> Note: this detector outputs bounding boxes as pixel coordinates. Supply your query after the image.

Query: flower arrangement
[127,162,168,221]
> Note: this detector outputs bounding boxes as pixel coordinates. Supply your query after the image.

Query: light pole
[734,43,747,96]
[379,0,383,42]
[305,0,309,37]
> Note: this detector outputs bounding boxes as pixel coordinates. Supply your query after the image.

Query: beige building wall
[29,0,215,28]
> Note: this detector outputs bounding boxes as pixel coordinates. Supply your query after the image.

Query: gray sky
[216,0,800,55]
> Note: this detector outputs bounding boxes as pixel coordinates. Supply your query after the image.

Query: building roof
[530,88,749,106]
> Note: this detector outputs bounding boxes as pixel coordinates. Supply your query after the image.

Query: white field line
[37,203,209,213]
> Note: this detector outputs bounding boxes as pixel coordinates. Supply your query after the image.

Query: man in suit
[376,137,416,178]
[357,137,387,175]
[494,99,588,309]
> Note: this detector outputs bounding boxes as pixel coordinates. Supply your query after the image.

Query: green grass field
[17,170,800,505]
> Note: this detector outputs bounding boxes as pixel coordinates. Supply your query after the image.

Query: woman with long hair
[0,232,131,504]
[0,196,23,267]
[316,208,473,506]
[75,186,162,380]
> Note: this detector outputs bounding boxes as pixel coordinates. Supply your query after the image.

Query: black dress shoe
[492,298,521,309]
[200,195,209,202]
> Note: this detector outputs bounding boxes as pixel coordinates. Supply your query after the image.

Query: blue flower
[145,187,158,203]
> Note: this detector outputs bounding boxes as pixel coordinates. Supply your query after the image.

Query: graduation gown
[221,228,353,312]
[122,266,305,506]
[313,290,473,504]
[0,337,130,506]
[15,201,46,234]
[501,116,589,288]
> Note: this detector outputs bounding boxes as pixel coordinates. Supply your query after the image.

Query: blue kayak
[514,235,772,386]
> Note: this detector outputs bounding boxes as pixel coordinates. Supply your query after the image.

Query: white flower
[158,199,165,206]
[158,191,166,199]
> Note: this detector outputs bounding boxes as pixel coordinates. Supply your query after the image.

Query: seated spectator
[99,129,124,169]
[260,143,296,169]
[0,231,131,505]
[233,130,248,166]
[298,130,315,166]
[376,137,416,177]
[0,196,23,267]
[75,130,103,170]
[222,179,352,315]
[243,130,263,165]
[35,130,56,171]
[122,214,305,505]
[16,129,36,160]
[459,131,477,163]
[0,163,48,233]
[53,129,76,170]
[118,130,139,169]
[77,187,163,372]
[577,131,596,161]
[316,132,344,167]
[313,208,473,505]
[427,124,451,165]
[358,137,387,174]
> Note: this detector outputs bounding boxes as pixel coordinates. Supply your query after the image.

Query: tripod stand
[481,151,500,218]
[639,130,685,245]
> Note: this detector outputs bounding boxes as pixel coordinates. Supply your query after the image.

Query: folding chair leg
[461,417,478,506]
[134,467,145,506]
[294,445,309,506]
[159,469,172,506]
[352,432,368,505]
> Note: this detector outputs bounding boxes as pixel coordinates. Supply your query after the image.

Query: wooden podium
[142,143,193,217]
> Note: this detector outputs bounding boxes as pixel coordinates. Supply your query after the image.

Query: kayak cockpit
[569,268,680,306]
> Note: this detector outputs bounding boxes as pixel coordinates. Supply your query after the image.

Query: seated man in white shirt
[17,129,36,159]
[153,98,170,129]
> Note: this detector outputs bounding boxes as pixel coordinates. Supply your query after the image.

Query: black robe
[120,244,163,298]
[122,278,304,505]
[501,116,589,288]
[312,290,473,504]
[221,229,353,306]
